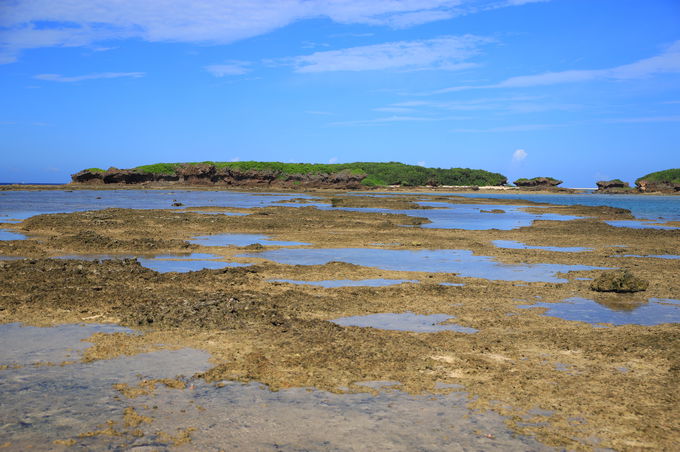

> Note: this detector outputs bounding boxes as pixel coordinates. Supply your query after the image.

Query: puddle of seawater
[332,312,478,333]
[605,220,679,230]
[519,297,680,326]
[325,202,578,230]
[614,254,680,260]
[0,323,556,450]
[239,248,609,283]
[137,257,250,273]
[0,323,133,367]
[0,229,26,241]
[493,240,591,253]
[0,323,212,450]
[190,233,309,247]
[268,278,418,287]
[440,282,465,286]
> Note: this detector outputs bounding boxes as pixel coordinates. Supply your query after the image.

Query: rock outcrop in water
[595,179,632,194]
[590,270,649,293]
[513,177,563,189]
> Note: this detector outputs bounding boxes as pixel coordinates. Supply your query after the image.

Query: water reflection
[240,248,608,283]
[519,297,680,325]
[493,240,591,252]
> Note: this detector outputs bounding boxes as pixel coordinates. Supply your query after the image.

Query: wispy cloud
[287,35,490,73]
[432,40,680,93]
[33,72,144,83]
[452,123,561,133]
[330,115,468,126]
[605,116,680,123]
[0,1,544,63]
[204,61,251,77]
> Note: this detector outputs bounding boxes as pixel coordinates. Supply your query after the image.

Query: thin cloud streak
[204,61,251,77]
[288,35,491,73]
[329,115,469,126]
[431,40,680,93]
[33,72,145,82]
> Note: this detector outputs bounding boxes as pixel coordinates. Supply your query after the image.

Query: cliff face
[71,165,367,189]
[636,180,680,193]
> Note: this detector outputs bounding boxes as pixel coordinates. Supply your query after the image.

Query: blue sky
[1,0,679,186]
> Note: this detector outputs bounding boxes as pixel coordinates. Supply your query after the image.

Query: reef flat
[0,190,678,450]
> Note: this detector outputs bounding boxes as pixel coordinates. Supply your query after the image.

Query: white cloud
[512,149,527,162]
[416,161,426,166]
[33,72,144,82]
[433,40,680,93]
[204,61,251,77]
[289,35,489,73]
[328,157,338,163]
[0,0,544,63]
[230,157,241,162]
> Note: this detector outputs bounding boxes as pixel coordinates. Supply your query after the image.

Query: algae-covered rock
[590,270,649,293]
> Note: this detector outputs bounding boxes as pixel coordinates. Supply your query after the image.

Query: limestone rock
[590,270,649,293]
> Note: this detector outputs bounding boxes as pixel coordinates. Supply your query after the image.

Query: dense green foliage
[635,168,680,184]
[134,163,182,175]
[514,177,562,185]
[84,167,105,173]
[131,161,507,186]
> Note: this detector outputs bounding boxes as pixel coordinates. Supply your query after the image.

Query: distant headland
[69,162,679,193]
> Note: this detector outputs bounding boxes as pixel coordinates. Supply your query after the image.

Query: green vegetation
[635,168,680,184]
[84,167,106,173]
[130,161,507,187]
[514,177,562,185]
[134,163,182,175]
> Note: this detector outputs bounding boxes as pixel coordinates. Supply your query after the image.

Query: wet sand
[0,190,678,450]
